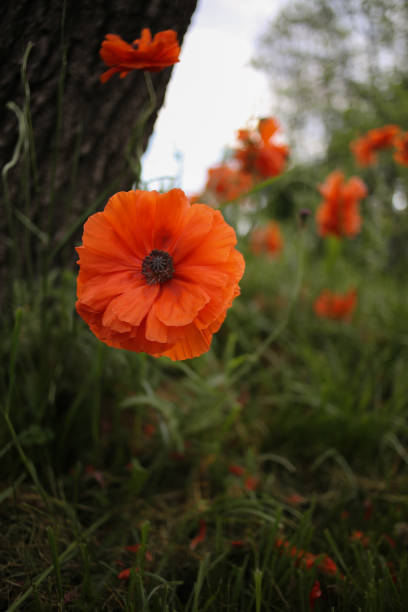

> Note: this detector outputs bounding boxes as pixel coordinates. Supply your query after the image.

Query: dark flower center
[142,249,174,285]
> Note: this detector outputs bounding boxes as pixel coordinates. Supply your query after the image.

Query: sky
[141,0,285,195]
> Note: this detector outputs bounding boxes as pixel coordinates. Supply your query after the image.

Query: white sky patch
[142,0,284,194]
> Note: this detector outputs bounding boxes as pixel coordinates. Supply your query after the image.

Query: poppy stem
[231,229,306,384]
[124,72,157,188]
[2,309,49,506]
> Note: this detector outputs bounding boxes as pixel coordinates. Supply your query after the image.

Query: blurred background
[143,0,408,200]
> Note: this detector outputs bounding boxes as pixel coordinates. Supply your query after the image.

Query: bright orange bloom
[76,189,244,360]
[316,170,367,238]
[351,125,400,166]
[100,29,180,82]
[393,132,408,166]
[314,289,357,321]
[206,165,253,202]
[235,117,289,179]
[250,222,283,256]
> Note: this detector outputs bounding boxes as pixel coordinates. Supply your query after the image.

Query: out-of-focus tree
[253,0,408,157]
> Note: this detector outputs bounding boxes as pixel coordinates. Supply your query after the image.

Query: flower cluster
[275,537,342,577]
[76,189,244,360]
[100,28,180,82]
[197,117,288,205]
[316,170,367,238]
[234,117,289,180]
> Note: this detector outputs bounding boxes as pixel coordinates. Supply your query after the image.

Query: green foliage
[254,0,408,157]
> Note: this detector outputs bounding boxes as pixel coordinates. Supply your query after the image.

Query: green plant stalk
[7,512,111,612]
[47,526,63,603]
[231,228,306,384]
[2,102,26,281]
[5,308,23,418]
[91,342,106,450]
[254,568,263,612]
[2,309,49,504]
[125,71,157,186]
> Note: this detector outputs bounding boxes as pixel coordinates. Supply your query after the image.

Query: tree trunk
[1,0,197,272]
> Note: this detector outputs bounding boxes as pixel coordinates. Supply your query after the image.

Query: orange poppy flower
[205,165,253,202]
[100,28,180,82]
[314,289,357,321]
[76,189,245,360]
[235,117,289,180]
[351,125,400,166]
[250,222,283,256]
[393,132,408,166]
[316,170,367,238]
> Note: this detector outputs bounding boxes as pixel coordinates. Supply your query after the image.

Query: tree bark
[1,0,197,267]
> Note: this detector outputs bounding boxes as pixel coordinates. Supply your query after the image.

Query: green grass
[2,221,408,610]
[2,39,408,612]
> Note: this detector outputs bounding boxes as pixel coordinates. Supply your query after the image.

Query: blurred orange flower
[206,165,253,202]
[235,117,289,179]
[314,289,357,321]
[351,125,400,166]
[100,29,180,82]
[250,222,283,256]
[309,580,322,610]
[76,189,244,360]
[190,519,207,550]
[276,538,342,578]
[316,170,367,238]
[393,132,408,166]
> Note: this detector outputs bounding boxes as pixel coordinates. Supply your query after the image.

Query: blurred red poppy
[206,165,253,202]
[190,519,207,550]
[314,289,357,321]
[250,222,283,256]
[350,530,369,547]
[316,170,367,238]
[244,475,259,491]
[117,568,137,580]
[235,117,289,179]
[276,538,341,577]
[228,463,245,476]
[351,125,400,166]
[309,580,322,610]
[393,132,408,166]
[100,28,180,82]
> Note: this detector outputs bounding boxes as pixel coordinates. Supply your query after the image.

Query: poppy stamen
[142,249,174,285]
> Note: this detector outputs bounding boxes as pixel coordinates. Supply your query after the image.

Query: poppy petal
[104,190,157,258]
[154,279,210,326]
[161,323,213,360]
[171,204,214,263]
[103,284,159,327]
